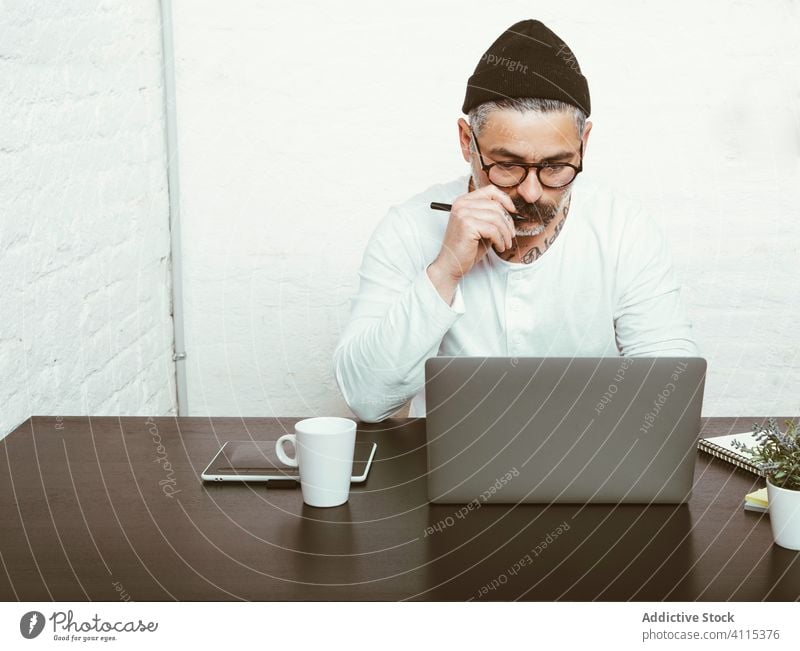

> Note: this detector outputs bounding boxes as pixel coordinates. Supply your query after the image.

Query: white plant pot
[766,477,800,551]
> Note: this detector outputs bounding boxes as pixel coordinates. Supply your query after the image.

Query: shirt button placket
[508,272,525,355]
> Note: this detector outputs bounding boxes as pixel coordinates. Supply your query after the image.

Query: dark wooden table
[1,416,798,601]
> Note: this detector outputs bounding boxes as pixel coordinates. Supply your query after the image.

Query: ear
[457,118,472,163]
[581,120,593,155]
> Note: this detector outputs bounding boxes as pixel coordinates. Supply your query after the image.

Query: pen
[430,201,526,222]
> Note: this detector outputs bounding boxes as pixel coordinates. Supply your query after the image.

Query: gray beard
[470,169,571,238]
[513,189,571,237]
[514,221,546,237]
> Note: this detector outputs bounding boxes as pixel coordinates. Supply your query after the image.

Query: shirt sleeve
[613,209,700,357]
[333,207,465,422]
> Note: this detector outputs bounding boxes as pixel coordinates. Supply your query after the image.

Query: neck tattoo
[498,198,571,264]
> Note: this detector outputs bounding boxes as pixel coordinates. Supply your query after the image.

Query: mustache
[511,196,559,226]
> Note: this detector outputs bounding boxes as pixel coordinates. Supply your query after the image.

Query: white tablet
[201,440,377,483]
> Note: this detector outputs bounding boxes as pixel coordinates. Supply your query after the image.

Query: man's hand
[426,185,517,304]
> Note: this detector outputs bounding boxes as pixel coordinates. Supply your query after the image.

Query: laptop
[424,356,707,504]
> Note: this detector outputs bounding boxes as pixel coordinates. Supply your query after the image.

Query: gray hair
[468,97,586,142]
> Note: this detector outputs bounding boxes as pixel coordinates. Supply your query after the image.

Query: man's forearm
[334,268,463,422]
[426,259,460,306]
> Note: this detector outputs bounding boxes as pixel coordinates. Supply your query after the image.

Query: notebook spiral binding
[697,439,766,477]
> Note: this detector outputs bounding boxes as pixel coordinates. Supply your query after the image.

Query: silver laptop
[424,357,707,504]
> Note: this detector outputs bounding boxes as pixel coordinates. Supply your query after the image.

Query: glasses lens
[488,165,527,188]
[539,165,577,188]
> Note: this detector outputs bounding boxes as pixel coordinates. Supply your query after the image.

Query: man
[334,19,699,423]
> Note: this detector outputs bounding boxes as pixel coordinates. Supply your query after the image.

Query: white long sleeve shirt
[334,174,699,422]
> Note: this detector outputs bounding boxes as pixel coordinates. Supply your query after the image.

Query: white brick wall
[0,1,176,439]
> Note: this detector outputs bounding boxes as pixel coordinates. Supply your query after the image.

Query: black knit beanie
[462,19,591,117]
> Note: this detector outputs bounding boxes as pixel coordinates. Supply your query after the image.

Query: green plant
[732,419,800,491]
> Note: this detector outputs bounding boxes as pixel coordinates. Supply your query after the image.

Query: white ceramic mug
[275,417,357,508]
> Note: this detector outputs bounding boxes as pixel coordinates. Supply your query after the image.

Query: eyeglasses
[471,131,583,189]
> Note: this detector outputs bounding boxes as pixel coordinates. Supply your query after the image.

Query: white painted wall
[8,2,793,443]
[174,1,798,418]
[0,1,177,439]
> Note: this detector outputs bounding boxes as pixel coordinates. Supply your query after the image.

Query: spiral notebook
[697,430,767,477]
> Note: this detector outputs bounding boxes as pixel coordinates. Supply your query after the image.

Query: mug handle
[275,434,298,467]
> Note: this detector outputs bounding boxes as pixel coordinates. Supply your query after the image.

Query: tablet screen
[203,440,376,482]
